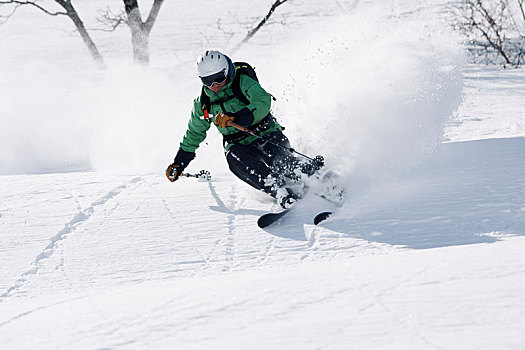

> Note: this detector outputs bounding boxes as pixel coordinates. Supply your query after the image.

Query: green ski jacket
[179,70,281,153]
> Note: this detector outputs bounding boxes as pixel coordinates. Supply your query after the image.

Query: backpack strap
[200,86,237,122]
[231,69,250,106]
[199,87,212,123]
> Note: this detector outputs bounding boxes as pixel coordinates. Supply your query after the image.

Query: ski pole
[226,121,316,162]
[181,170,211,181]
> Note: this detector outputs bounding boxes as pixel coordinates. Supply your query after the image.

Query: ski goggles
[200,69,227,87]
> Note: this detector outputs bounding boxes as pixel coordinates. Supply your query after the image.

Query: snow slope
[1,0,525,348]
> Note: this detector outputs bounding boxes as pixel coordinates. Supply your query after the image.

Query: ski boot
[276,187,300,209]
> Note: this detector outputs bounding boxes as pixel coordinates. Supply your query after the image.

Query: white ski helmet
[196,50,230,85]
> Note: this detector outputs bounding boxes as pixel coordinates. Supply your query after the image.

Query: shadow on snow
[283,137,525,249]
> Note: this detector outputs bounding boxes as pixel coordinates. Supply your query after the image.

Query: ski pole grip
[226,121,253,135]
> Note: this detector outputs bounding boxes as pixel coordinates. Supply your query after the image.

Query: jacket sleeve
[173,148,195,171]
[233,75,272,126]
[179,98,212,153]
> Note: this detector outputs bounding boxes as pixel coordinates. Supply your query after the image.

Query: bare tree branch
[468,0,511,64]
[453,0,525,67]
[0,0,66,16]
[0,0,106,68]
[144,0,164,34]
[473,18,512,64]
[0,2,19,23]
[518,0,525,23]
[216,17,236,47]
[94,7,126,32]
[233,0,290,52]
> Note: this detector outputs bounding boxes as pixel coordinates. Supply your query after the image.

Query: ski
[314,211,333,225]
[257,209,291,228]
[258,169,345,229]
[259,209,334,228]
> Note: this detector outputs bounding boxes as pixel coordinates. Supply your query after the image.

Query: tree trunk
[58,1,106,69]
[123,0,164,65]
[130,26,150,64]
[124,0,148,64]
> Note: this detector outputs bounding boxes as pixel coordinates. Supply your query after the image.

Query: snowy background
[1,0,525,348]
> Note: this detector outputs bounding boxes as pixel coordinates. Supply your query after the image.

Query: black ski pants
[225,131,300,198]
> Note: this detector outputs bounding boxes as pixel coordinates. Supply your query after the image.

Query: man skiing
[165,50,323,209]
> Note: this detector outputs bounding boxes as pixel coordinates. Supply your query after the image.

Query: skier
[165,50,323,208]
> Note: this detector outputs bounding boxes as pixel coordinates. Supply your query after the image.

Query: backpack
[200,62,271,121]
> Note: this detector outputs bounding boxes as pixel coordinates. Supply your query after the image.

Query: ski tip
[314,211,333,225]
[257,210,287,228]
[257,216,271,228]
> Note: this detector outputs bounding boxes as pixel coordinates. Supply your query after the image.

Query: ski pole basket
[182,170,211,181]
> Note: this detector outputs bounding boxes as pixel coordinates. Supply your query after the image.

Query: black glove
[230,107,254,127]
[165,163,182,182]
[165,149,196,183]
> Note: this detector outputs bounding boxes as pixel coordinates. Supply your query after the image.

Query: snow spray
[261,4,465,197]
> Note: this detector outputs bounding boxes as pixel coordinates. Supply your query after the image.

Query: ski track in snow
[0,177,143,302]
[258,236,275,268]
[222,184,241,272]
[151,182,214,276]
